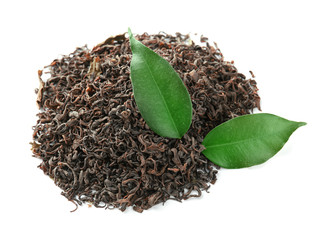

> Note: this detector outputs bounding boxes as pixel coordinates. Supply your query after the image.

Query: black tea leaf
[31,32,260,212]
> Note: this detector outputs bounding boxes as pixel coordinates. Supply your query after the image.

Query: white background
[0,0,329,239]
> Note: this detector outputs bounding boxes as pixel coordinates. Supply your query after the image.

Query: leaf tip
[128,27,133,38]
[296,121,307,128]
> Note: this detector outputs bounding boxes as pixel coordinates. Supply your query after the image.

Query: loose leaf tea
[32,32,260,212]
[128,28,192,138]
[202,113,306,168]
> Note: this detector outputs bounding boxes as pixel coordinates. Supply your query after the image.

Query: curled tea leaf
[93,33,126,51]
[128,28,192,138]
[36,70,45,109]
[202,113,306,169]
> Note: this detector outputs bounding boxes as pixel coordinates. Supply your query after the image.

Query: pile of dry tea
[31,32,260,212]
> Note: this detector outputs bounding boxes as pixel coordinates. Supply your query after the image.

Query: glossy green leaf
[128,28,192,138]
[202,113,306,169]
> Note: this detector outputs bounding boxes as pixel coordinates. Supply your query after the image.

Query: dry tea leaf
[32,31,261,212]
[36,70,44,109]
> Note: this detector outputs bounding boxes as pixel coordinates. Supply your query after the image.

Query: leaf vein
[205,137,266,148]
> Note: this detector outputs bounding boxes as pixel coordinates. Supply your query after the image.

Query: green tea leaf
[128,28,192,138]
[202,113,306,169]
